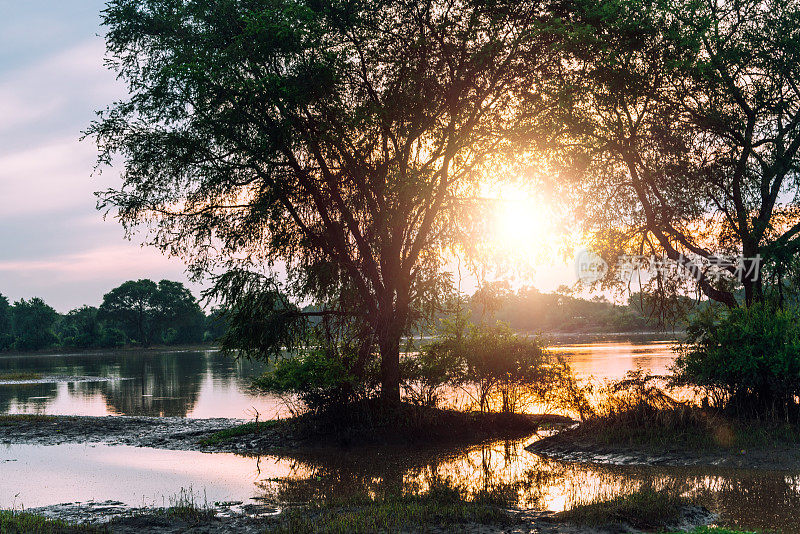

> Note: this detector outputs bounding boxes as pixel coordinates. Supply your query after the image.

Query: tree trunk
[377,301,408,412]
[379,334,401,411]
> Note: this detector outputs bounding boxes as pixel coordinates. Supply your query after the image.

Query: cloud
[0,245,186,280]
[0,5,202,311]
[0,39,124,151]
[0,138,104,217]
[0,245,204,311]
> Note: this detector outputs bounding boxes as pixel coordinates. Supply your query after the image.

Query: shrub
[410,320,582,415]
[461,323,550,413]
[254,350,371,414]
[673,304,800,419]
[401,338,464,408]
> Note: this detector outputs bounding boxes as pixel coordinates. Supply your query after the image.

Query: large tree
[538,0,800,308]
[89,0,550,408]
[99,279,204,346]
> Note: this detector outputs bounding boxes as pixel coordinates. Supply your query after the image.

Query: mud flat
[528,429,800,470]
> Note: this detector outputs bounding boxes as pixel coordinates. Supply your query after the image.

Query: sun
[486,184,558,265]
[496,199,548,250]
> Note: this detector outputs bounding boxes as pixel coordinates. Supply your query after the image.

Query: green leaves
[675,304,800,417]
[206,269,305,359]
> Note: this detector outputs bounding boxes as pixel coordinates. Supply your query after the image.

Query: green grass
[0,510,102,533]
[555,487,693,530]
[197,420,278,446]
[0,372,41,381]
[161,488,216,522]
[0,414,58,426]
[266,488,514,534]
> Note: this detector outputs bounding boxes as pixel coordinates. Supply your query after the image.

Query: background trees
[99,280,160,346]
[0,279,210,352]
[90,0,553,408]
[0,294,13,351]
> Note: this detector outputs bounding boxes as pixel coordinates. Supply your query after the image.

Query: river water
[0,340,797,531]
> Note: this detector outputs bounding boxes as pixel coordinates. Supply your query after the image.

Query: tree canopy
[12,298,59,351]
[90,0,554,407]
[99,279,205,346]
[537,0,800,309]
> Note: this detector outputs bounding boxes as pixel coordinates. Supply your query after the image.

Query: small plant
[265,480,515,534]
[0,509,101,533]
[253,350,370,415]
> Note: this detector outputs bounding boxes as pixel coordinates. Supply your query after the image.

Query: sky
[0,1,204,312]
[0,1,582,313]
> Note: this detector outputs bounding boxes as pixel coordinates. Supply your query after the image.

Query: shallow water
[1,340,798,531]
[1,439,798,532]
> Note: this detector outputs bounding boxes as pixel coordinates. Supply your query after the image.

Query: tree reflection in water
[252,439,800,533]
[0,350,271,417]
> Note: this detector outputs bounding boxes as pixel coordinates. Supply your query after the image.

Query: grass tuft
[0,510,102,533]
[197,420,278,446]
[266,488,514,534]
[555,486,693,530]
[556,405,800,452]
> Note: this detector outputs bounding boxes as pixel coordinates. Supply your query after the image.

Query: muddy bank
[26,501,712,534]
[0,413,573,453]
[528,430,800,470]
[0,416,238,451]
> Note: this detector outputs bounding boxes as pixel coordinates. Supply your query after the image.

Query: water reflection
[0,350,282,418]
[257,439,800,532]
[549,340,677,380]
[1,437,798,531]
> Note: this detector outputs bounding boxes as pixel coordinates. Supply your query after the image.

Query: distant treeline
[0,279,225,352]
[466,284,693,333]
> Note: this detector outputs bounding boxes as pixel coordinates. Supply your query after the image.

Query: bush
[401,339,463,408]
[254,350,371,414]
[461,323,550,413]
[407,320,583,415]
[674,304,800,419]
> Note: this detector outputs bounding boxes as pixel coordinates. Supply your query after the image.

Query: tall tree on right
[537,0,800,308]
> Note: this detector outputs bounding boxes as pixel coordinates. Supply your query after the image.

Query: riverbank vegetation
[245,311,586,445]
